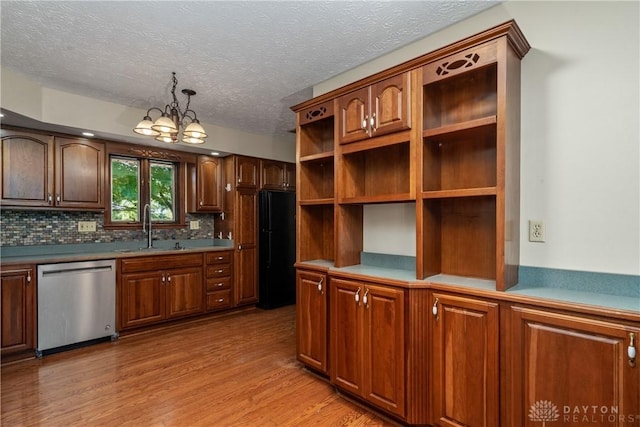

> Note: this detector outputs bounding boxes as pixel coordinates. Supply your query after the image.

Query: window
[108,156,183,227]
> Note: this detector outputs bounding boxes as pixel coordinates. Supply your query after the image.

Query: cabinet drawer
[120,253,203,273]
[206,251,232,264]
[207,290,232,310]
[206,277,232,291]
[206,264,231,277]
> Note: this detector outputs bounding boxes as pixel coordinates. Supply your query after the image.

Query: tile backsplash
[0,210,216,247]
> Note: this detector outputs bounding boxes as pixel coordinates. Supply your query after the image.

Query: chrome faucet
[142,203,153,249]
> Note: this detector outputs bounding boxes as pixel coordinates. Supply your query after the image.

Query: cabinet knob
[370,114,376,132]
[355,287,361,305]
[217,283,224,288]
[199,200,203,206]
[432,297,439,317]
[167,275,171,283]
[317,277,324,294]
[362,116,368,131]
[56,194,60,203]
[363,289,369,308]
[48,193,52,205]
[161,274,165,283]
[629,332,637,367]
[217,298,225,303]
[217,269,224,274]
[27,271,31,284]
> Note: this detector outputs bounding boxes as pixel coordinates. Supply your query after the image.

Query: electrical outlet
[529,220,544,242]
[78,221,97,232]
[189,220,200,230]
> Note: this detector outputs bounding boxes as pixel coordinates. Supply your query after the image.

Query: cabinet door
[431,292,499,427]
[165,267,204,319]
[337,86,370,144]
[331,278,364,396]
[236,156,259,189]
[235,189,258,305]
[196,155,223,211]
[509,306,640,426]
[296,270,328,373]
[1,267,35,355]
[284,163,296,192]
[363,284,406,418]
[261,159,286,190]
[371,73,411,137]
[55,137,105,209]
[0,130,53,207]
[120,271,165,329]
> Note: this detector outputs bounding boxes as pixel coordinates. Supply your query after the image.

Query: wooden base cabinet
[507,306,640,427]
[1,265,36,359]
[118,254,204,331]
[331,277,406,418]
[430,292,499,427]
[296,269,328,374]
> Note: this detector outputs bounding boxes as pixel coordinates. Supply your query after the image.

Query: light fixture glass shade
[183,120,208,139]
[133,117,161,136]
[151,114,178,133]
[182,136,205,144]
[155,133,178,143]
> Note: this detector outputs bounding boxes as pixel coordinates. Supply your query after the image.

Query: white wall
[320,2,639,275]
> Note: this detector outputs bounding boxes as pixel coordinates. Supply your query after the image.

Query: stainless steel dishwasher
[37,259,117,357]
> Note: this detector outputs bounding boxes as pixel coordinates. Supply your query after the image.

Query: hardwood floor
[1,305,393,426]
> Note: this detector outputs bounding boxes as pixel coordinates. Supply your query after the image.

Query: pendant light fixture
[134,72,207,144]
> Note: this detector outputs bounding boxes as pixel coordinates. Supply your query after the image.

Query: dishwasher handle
[41,265,113,276]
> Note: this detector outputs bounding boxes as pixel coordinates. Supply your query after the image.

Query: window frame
[105,153,186,229]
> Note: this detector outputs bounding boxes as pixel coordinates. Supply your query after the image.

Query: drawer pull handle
[217,298,225,303]
[629,333,637,367]
[217,256,223,260]
[355,287,361,305]
[217,283,224,287]
[432,298,439,317]
[363,289,369,308]
[217,269,224,273]
[317,277,323,294]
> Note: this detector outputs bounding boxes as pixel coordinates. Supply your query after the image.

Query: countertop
[0,239,234,265]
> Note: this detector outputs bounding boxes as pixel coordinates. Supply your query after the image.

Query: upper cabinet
[260,159,295,192]
[1,129,105,210]
[337,72,411,145]
[188,155,223,212]
[235,155,260,189]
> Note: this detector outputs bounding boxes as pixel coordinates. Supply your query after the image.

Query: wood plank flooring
[1,305,393,426]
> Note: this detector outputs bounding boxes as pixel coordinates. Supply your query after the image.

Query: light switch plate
[190,220,200,230]
[78,221,97,232]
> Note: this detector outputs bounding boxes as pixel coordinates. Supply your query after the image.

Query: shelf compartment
[299,159,334,202]
[298,204,335,263]
[422,115,496,139]
[423,123,496,192]
[423,63,497,130]
[339,142,411,202]
[299,116,335,158]
[421,196,496,281]
[339,193,413,205]
[300,151,334,163]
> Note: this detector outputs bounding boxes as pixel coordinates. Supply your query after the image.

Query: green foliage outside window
[110,157,176,223]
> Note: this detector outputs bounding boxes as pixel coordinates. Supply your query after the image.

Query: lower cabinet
[507,305,640,427]
[430,292,499,427]
[1,264,36,359]
[118,254,204,330]
[331,277,406,418]
[205,251,234,311]
[296,269,328,374]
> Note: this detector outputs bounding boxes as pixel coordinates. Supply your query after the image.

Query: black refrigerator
[258,190,296,309]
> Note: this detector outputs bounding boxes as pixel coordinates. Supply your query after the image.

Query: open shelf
[339,142,411,202]
[299,116,335,158]
[300,151,334,163]
[298,204,335,263]
[421,187,496,199]
[423,63,497,130]
[299,158,334,202]
[423,115,496,139]
[423,122,496,192]
[421,196,496,281]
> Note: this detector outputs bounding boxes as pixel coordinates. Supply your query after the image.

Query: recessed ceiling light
[82,132,94,137]
[211,152,220,156]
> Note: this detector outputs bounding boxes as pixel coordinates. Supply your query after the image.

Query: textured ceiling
[1,1,498,140]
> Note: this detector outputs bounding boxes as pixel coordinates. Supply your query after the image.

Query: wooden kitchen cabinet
[260,159,295,192]
[222,156,259,307]
[1,264,36,360]
[205,251,233,311]
[331,277,406,418]
[296,269,329,374]
[507,305,640,427]
[188,155,223,212]
[430,292,499,427]
[0,129,105,209]
[235,155,259,189]
[337,73,411,145]
[118,253,204,330]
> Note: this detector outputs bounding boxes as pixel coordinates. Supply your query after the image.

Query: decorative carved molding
[126,147,184,161]
[436,52,480,76]
[305,106,327,122]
